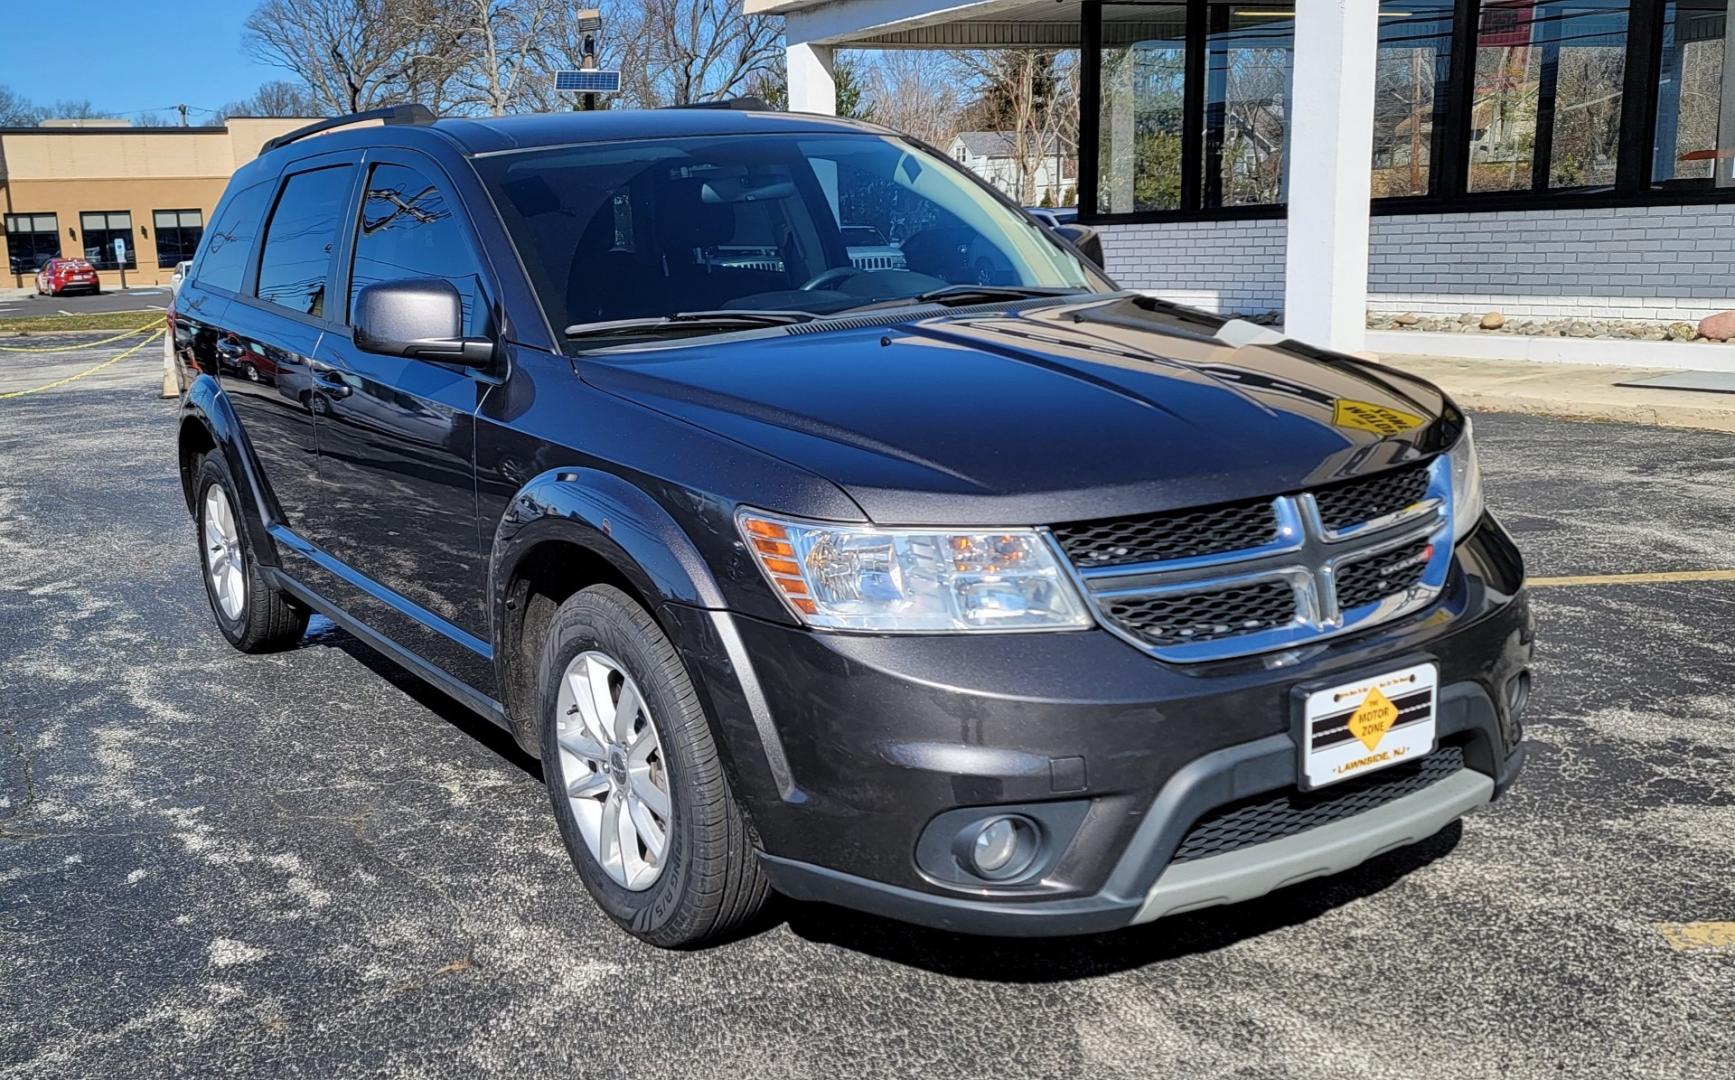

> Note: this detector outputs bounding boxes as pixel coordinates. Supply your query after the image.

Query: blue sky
[4,1,284,122]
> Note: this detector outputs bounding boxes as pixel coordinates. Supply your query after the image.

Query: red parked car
[35,257,101,297]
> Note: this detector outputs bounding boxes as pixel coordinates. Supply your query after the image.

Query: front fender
[489,466,728,632]
[179,373,281,568]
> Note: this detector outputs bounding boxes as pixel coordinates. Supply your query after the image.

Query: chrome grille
[1059,457,1453,662]
[1103,579,1296,647]
[1335,538,1433,611]
[1053,496,1277,568]
[1313,460,1432,534]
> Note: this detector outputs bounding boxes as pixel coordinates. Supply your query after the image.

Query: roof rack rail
[663,97,772,112]
[261,104,436,153]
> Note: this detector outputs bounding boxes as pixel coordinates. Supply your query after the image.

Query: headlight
[1446,419,1485,540]
[737,511,1093,633]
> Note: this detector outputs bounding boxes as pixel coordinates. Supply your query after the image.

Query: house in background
[948,131,1076,206]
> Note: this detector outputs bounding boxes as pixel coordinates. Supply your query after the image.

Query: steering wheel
[799,266,863,292]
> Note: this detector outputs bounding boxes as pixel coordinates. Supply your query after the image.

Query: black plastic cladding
[1170,742,1469,864]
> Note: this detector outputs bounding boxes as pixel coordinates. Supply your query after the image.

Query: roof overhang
[750,0,1083,49]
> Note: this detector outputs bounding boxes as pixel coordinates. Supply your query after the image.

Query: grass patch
[0,310,166,334]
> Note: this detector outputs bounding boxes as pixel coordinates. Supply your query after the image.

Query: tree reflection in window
[349,163,488,337]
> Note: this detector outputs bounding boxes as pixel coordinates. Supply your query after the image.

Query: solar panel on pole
[554,70,621,94]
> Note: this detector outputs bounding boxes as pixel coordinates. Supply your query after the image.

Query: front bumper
[666,516,1532,936]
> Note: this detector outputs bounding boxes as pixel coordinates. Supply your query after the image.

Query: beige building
[1,117,317,289]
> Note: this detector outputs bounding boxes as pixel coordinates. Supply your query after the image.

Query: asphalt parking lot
[0,285,172,321]
[2,336,1733,1079]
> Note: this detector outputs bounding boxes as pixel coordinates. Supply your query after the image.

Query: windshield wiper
[836,285,1085,315]
[564,309,816,340]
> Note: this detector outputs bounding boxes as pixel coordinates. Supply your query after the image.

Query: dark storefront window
[1468,0,1632,192]
[1098,4,1189,213]
[5,213,60,275]
[80,211,137,270]
[1373,2,1458,197]
[1203,2,1295,207]
[153,210,205,268]
[1653,0,1733,187]
[1082,0,1735,220]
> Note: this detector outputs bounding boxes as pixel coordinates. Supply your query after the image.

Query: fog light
[973,818,1018,873]
[965,815,1037,880]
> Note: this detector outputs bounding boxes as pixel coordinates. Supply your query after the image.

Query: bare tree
[636,0,782,106]
[245,0,455,114]
[40,99,108,121]
[956,50,1076,204]
[0,85,43,126]
[220,81,323,119]
[865,51,966,149]
[426,0,564,115]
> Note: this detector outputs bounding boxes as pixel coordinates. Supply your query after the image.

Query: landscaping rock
[1480,311,1506,330]
[1394,312,1420,326]
[1668,322,1698,341]
[1697,310,1735,342]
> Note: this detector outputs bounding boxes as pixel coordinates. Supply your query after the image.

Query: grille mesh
[1170,744,1466,865]
[1335,539,1432,611]
[1052,497,1277,568]
[1313,461,1432,533]
[1102,579,1295,646]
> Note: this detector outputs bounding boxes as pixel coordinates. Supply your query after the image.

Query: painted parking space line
[1655,922,1735,951]
[1529,569,1735,587]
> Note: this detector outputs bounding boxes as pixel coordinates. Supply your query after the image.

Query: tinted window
[349,163,489,336]
[256,166,355,317]
[4,213,59,275]
[80,211,137,270]
[477,133,1091,342]
[196,181,273,294]
[153,210,205,269]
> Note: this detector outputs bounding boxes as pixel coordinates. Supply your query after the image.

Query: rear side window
[349,163,489,336]
[256,166,355,318]
[193,181,271,294]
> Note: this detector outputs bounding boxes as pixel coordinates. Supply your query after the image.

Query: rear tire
[194,455,307,653]
[538,585,769,947]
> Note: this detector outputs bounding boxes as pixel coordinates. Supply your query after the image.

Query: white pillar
[787,41,837,116]
[1283,0,1380,353]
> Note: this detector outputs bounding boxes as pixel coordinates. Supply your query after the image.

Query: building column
[1283,0,1380,352]
[787,41,837,116]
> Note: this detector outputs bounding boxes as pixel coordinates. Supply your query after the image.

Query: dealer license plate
[1301,662,1438,789]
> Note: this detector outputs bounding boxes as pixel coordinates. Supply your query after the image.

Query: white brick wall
[1099,219,1287,314]
[1101,203,1735,322]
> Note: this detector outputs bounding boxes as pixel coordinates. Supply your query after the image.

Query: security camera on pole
[555,10,619,112]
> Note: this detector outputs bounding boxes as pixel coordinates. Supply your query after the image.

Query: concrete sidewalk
[1379,354,1735,434]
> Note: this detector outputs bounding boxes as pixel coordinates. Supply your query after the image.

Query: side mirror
[353,278,495,367]
[1055,223,1105,270]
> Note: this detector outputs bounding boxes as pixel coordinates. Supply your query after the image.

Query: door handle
[216,338,244,357]
[314,367,353,399]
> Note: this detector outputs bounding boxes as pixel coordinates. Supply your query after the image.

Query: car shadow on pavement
[777,824,1464,981]
[301,617,544,783]
[293,619,1464,976]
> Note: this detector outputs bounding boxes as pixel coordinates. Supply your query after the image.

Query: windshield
[475,132,1098,347]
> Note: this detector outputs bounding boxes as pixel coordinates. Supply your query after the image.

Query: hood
[579,295,1459,527]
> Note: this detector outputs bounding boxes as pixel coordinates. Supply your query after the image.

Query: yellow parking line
[1529,569,1735,587]
[1655,922,1735,951]
[0,321,161,352]
[0,329,164,400]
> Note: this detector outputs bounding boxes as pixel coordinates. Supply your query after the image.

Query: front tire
[538,585,769,947]
[194,455,308,653]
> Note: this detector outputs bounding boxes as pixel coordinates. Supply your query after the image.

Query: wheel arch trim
[178,374,281,567]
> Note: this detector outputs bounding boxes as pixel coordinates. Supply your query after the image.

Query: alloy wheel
[554,651,672,891]
[203,485,246,621]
